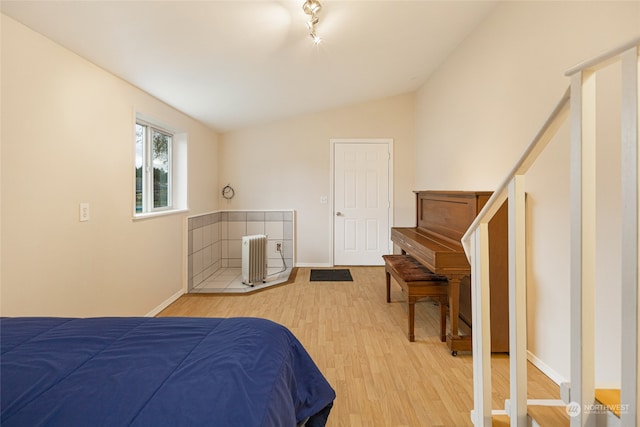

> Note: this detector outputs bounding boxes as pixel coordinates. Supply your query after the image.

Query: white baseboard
[295,263,334,268]
[145,289,184,317]
[527,350,568,386]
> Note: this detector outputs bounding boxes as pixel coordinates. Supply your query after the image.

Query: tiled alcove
[187,210,294,292]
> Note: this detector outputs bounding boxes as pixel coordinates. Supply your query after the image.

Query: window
[134,114,187,218]
[136,122,172,212]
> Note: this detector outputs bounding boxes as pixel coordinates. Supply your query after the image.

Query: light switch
[79,203,90,222]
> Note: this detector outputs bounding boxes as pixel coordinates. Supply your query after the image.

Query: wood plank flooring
[158,266,564,427]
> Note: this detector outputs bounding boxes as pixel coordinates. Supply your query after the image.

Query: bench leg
[407,297,416,342]
[385,270,391,303]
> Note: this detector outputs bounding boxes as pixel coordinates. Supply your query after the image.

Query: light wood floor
[159,266,564,427]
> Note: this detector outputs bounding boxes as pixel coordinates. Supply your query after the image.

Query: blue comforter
[1,317,335,426]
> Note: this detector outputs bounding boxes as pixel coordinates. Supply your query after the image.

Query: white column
[569,70,596,427]
[508,176,528,426]
[471,227,492,427]
[620,45,639,427]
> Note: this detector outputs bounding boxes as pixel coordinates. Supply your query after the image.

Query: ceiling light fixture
[302,0,323,44]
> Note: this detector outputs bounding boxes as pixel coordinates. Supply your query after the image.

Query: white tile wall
[265,221,284,239]
[247,221,265,235]
[227,222,246,240]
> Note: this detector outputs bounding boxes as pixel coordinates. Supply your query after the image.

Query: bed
[0,316,335,427]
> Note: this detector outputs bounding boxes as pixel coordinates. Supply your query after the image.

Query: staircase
[463,38,640,427]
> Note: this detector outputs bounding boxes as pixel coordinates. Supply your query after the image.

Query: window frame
[136,120,173,213]
[133,113,188,220]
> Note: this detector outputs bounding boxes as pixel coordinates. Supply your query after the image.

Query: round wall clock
[222,184,235,200]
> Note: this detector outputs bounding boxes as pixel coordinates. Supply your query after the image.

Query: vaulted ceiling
[2,1,498,132]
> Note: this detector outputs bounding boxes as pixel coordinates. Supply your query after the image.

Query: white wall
[414,1,639,386]
[219,93,416,266]
[1,15,219,317]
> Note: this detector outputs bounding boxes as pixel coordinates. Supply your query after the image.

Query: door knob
[336,212,343,216]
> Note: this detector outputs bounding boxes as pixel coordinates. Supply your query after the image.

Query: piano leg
[446,274,472,356]
[438,297,447,342]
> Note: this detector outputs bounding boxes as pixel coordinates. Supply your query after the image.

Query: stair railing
[462,38,639,427]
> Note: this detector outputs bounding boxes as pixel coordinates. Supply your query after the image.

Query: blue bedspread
[1,317,335,426]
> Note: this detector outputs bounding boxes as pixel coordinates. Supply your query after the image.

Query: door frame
[329,138,394,266]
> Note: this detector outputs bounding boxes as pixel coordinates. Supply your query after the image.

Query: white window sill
[133,208,189,221]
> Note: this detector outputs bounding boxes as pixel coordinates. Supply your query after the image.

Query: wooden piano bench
[382,254,449,342]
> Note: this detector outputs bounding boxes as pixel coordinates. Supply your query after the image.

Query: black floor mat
[309,269,353,282]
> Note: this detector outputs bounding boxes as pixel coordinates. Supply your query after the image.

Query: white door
[333,141,391,265]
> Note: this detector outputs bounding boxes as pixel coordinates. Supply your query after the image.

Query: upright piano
[391,191,509,354]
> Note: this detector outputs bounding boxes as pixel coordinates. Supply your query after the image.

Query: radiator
[242,234,268,286]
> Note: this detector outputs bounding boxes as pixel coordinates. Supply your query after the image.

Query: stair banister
[463,37,639,427]
[564,39,639,427]
[463,90,570,427]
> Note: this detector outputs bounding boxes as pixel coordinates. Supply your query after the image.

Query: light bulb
[303,0,322,16]
[306,16,318,31]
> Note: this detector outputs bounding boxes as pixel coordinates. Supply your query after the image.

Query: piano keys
[391,191,509,354]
